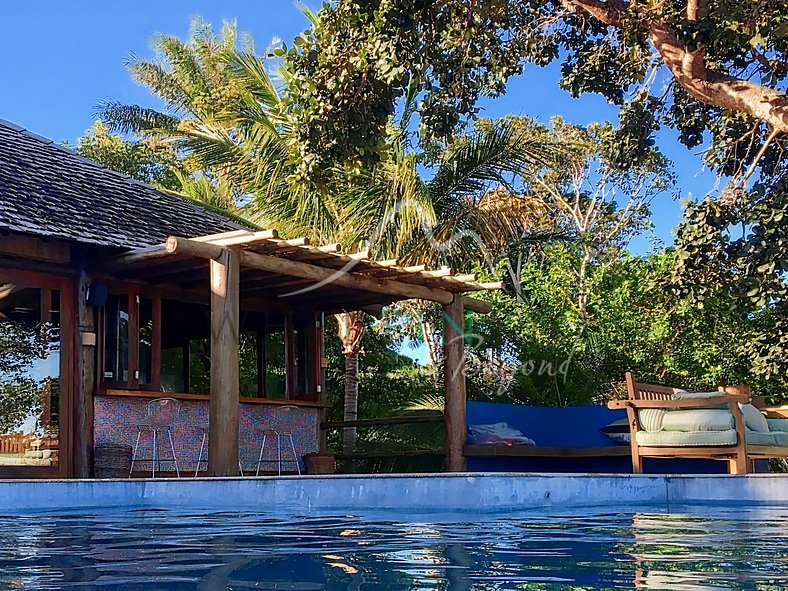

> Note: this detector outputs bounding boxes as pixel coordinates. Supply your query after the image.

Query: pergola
[98,229,501,475]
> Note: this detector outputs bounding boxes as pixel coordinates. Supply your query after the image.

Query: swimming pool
[1,506,786,590]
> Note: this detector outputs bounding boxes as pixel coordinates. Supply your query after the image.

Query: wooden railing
[0,433,32,455]
[320,414,445,461]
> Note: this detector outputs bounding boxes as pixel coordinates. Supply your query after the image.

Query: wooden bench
[609,372,788,474]
[463,444,630,459]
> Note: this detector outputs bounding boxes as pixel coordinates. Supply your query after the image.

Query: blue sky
[0,0,721,251]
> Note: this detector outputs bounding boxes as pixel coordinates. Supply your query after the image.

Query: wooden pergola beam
[203,229,279,247]
[165,237,458,305]
[193,229,252,243]
[462,297,492,314]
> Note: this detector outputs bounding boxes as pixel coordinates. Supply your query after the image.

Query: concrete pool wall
[2,473,787,513]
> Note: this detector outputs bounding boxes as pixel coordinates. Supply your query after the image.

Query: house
[0,118,497,478]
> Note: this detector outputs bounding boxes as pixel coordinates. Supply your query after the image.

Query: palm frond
[428,119,559,204]
[126,55,191,113]
[95,101,180,135]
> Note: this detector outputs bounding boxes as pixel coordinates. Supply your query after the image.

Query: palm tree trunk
[336,311,366,454]
[343,352,359,452]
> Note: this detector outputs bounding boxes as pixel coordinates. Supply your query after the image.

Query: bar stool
[255,405,302,476]
[129,397,180,478]
[194,427,244,477]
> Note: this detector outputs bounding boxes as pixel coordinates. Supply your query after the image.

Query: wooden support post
[74,270,95,477]
[443,296,467,472]
[208,249,240,476]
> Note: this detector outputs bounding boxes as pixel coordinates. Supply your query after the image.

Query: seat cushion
[768,431,788,446]
[739,403,770,433]
[636,430,737,447]
[746,430,777,446]
[767,418,788,433]
[638,409,666,432]
[662,409,734,432]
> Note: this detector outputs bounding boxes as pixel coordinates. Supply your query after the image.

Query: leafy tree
[284,0,788,180]
[0,379,41,434]
[504,116,674,314]
[73,121,183,190]
[469,248,786,406]
[279,2,788,390]
[673,177,788,383]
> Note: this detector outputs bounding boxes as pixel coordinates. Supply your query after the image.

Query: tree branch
[560,0,624,26]
[564,0,788,134]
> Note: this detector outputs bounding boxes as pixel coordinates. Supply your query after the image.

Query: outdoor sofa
[609,372,788,474]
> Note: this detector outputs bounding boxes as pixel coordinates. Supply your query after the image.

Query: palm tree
[97,19,560,455]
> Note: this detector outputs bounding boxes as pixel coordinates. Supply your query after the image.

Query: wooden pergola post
[208,249,240,476]
[443,296,467,472]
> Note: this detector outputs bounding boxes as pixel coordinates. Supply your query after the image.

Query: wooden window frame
[96,282,321,401]
[0,267,75,479]
[98,282,161,393]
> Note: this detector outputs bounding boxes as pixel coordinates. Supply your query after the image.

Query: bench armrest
[608,394,750,410]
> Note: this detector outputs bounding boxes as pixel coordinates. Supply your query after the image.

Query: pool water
[0,506,786,590]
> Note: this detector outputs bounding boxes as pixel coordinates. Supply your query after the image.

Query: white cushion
[637,408,665,432]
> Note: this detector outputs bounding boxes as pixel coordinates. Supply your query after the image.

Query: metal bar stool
[130,397,180,478]
[255,405,302,476]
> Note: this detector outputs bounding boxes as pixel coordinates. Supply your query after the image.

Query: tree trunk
[561,0,788,134]
[336,310,366,454]
[343,352,359,453]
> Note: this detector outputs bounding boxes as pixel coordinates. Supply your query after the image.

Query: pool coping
[1,473,786,514]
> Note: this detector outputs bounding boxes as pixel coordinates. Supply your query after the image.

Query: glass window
[293,318,312,399]
[239,331,260,398]
[0,284,60,469]
[265,317,287,399]
[138,298,153,386]
[104,294,129,383]
[160,345,185,393]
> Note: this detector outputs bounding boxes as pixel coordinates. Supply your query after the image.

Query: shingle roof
[0,118,244,250]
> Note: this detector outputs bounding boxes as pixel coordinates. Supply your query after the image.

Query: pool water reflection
[0,506,786,590]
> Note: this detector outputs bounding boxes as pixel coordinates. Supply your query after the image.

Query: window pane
[239,331,259,398]
[104,294,129,383]
[160,299,210,394]
[160,347,185,393]
[0,284,60,468]
[265,328,286,399]
[189,338,210,394]
[139,298,153,386]
[293,318,311,399]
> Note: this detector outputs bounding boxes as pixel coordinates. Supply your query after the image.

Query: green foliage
[284,0,788,180]
[468,247,787,406]
[675,172,788,384]
[74,121,183,190]
[324,315,439,423]
[0,318,50,433]
[323,315,443,469]
[281,0,541,179]
[0,379,42,434]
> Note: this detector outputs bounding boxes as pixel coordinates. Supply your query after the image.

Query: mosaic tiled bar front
[94,396,319,473]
